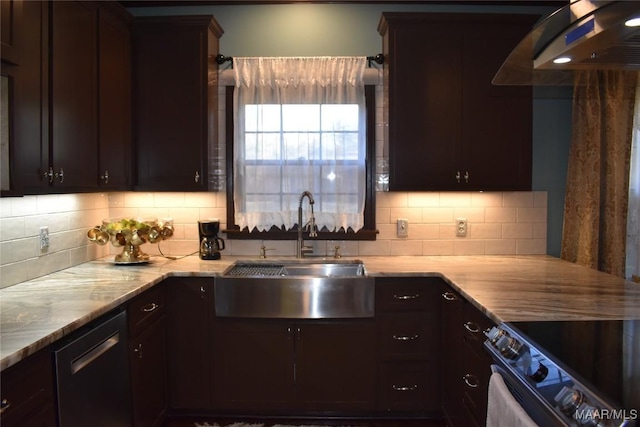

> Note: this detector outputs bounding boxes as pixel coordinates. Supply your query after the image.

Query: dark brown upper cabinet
[379,13,537,192]
[12,1,132,195]
[132,16,223,191]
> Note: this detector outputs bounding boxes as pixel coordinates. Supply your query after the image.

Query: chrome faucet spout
[297,191,317,258]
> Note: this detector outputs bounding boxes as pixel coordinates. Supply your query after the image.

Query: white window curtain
[233,56,367,233]
[627,81,640,282]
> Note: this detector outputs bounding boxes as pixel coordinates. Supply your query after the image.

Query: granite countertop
[2,254,640,371]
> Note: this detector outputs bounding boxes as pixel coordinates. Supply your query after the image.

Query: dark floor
[163,416,445,427]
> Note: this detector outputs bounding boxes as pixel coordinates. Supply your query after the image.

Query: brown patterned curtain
[561,70,638,277]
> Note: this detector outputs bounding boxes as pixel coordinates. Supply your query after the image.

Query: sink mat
[225,264,285,276]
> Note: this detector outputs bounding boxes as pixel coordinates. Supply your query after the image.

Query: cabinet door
[133,17,218,191]
[97,4,131,190]
[460,19,533,191]
[213,319,295,411]
[440,286,464,427]
[295,320,376,411]
[166,278,213,410]
[0,348,56,427]
[14,0,49,194]
[130,316,167,427]
[50,0,98,191]
[1,0,22,65]
[386,18,462,191]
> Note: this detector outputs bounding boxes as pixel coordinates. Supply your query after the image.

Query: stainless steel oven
[484,321,639,427]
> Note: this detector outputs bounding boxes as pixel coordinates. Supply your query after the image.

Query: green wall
[129,3,573,256]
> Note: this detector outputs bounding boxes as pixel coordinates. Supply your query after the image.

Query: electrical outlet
[456,218,467,237]
[397,218,409,237]
[39,226,50,250]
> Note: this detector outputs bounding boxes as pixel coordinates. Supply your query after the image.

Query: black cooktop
[509,320,640,416]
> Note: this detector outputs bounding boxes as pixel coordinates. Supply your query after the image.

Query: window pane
[245,133,281,160]
[246,104,281,132]
[321,132,359,160]
[245,165,282,192]
[283,105,320,131]
[283,133,320,160]
[321,104,358,131]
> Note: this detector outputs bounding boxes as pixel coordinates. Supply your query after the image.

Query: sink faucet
[297,191,317,258]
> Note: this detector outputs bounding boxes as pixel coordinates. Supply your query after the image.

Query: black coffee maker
[198,220,225,260]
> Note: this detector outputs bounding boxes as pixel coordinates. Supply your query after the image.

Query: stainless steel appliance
[485,321,639,427]
[54,310,131,427]
[198,219,225,260]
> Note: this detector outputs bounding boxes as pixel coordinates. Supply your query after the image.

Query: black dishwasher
[53,309,132,426]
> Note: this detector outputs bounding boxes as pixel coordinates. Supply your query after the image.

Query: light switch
[397,218,409,237]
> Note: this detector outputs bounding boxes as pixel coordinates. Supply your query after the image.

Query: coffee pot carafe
[198,220,225,260]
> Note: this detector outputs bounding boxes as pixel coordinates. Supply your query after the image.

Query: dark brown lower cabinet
[0,348,56,427]
[213,318,376,413]
[375,277,442,414]
[128,285,167,427]
[440,282,495,427]
[166,278,213,410]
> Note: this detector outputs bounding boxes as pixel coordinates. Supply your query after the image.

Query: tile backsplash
[0,190,546,288]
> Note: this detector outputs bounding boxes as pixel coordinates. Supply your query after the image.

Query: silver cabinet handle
[194,171,200,183]
[55,168,64,183]
[441,291,458,301]
[393,384,418,392]
[393,294,420,300]
[392,334,419,341]
[133,343,143,359]
[43,167,54,183]
[464,171,469,183]
[463,373,479,388]
[101,170,109,184]
[0,398,11,414]
[455,171,461,183]
[141,302,158,313]
[464,321,480,333]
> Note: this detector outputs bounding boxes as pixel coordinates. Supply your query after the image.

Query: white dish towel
[486,371,539,427]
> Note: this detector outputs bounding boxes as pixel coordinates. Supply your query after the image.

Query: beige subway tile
[358,239,391,256]
[410,224,440,239]
[439,224,456,238]
[439,192,472,206]
[408,192,440,207]
[391,239,423,256]
[453,240,485,255]
[516,239,547,255]
[376,207,391,224]
[502,223,533,239]
[503,192,534,207]
[153,192,187,207]
[377,223,398,240]
[376,192,408,208]
[517,207,547,223]
[533,191,548,207]
[184,193,217,208]
[469,223,502,239]
[422,240,454,255]
[485,207,516,223]
[471,192,504,207]
[423,207,454,223]
[453,207,485,223]
[390,207,423,224]
[485,239,516,255]
[533,222,548,239]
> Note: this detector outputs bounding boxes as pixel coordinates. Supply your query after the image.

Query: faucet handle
[333,245,341,259]
[259,246,274,259]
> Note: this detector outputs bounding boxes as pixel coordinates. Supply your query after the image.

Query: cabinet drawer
[461,302,495,357]
[129,285,166,336]
[378,361,439,411]
[378,313,437,360]
[376,278,438,312]
[1,349,56,427]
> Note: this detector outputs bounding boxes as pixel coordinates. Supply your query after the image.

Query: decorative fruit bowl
[87,217,174,264]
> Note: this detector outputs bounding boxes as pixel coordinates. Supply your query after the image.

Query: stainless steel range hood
[493,0,640,85]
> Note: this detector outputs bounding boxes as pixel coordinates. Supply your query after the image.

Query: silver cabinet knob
[101,170,109,184]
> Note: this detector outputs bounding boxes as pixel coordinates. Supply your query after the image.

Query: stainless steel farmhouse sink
[215,260,374,319]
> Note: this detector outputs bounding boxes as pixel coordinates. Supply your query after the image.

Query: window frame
[224,85,377,240]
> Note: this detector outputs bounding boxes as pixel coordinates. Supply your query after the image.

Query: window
[224,57,376,240]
